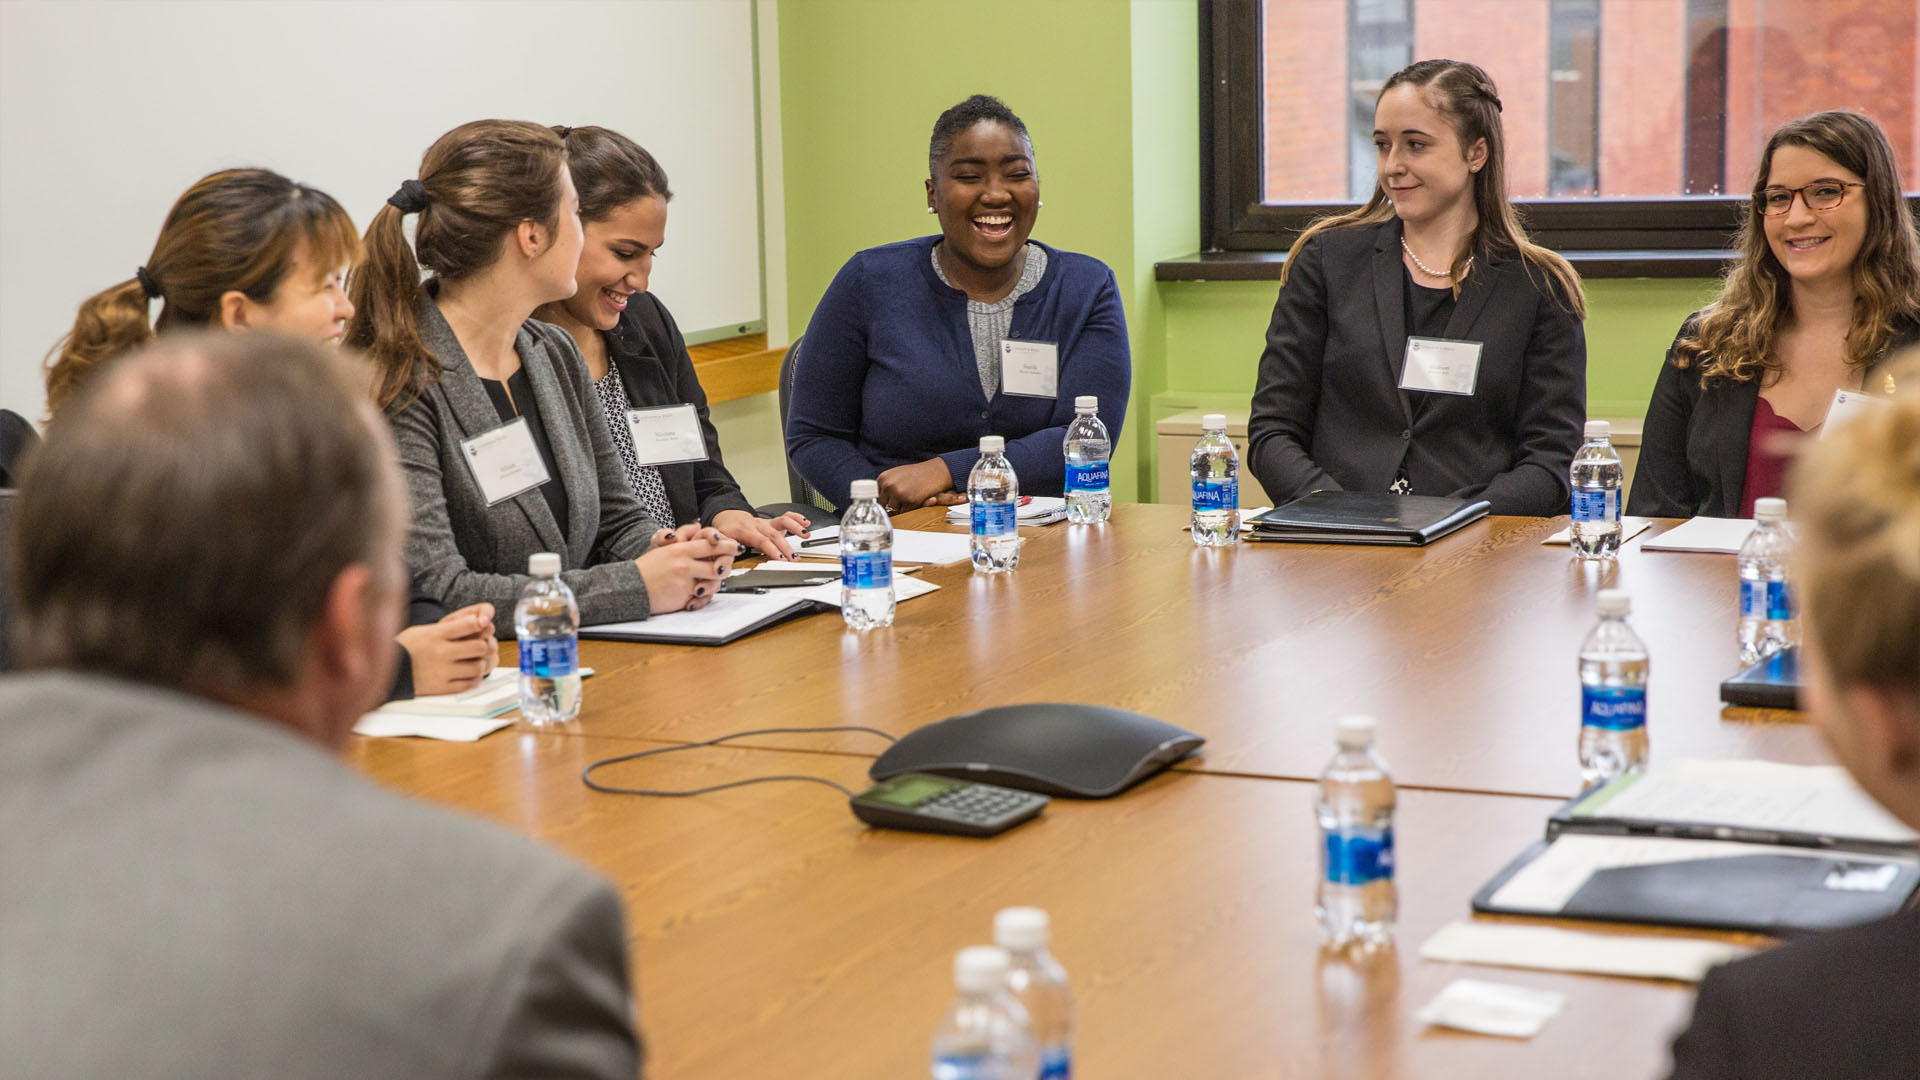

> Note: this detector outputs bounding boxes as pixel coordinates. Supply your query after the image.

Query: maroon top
[1739,395,1804,517]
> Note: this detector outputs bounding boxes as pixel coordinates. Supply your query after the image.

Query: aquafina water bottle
[515,552,580,726]
[995,907,1073,1079]
[1579,588,1649,787]
[1062,396,1111,525]
[931,946,1037,1080]
[1737,497,1798,664]
[1316,715,1396,952]
[840,478,895,629]
[1570,420,1623,560]
[969,435,1021,573]
[1190,413,1239,547]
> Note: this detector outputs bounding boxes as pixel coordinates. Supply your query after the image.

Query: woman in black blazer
[1248,60,1587,517]
[534,126,811,559]
[1628,111,1920,520]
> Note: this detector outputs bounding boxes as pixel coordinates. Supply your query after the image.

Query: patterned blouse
[592,362,676,526]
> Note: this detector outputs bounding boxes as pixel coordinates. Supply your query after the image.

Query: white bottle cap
[1334,714,1376,749]
[1596,589,1631,617]
[528,552,561,577]
[1202,413,1228,431]
[1584,420,1610,440]
[979,435,1005,454]
[954,945,1012,993]
[993,907,1050,952]
[1075,395,1098,411]
[1754,497,1787,523]
[850,479,879,500]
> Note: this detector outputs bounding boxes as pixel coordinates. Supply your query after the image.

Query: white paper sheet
[1584,763,1917,845]
[1640,516,1758,554]
[945,496,1069,525]
[792,526,975,565]
[1540,520,1653,546]
[1415,978,1565,1038]
[1419,921,1745,983]
[371,667,519,718]
[352,712,515,742]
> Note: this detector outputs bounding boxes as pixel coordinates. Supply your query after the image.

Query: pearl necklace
[1401,237,1471,281]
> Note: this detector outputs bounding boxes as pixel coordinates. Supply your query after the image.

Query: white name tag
[624,403,709,466]
[1000,339,1059,399]
[1399,337,1483,396]
[1820,388,1887,438]
[459,417,551,507]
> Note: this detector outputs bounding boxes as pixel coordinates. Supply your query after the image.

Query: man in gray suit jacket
[0,332,642,1079]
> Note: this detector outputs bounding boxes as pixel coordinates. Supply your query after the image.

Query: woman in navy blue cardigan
[785,95,1131,512]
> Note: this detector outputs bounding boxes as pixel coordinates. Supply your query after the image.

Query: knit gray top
[930,242,1048,398]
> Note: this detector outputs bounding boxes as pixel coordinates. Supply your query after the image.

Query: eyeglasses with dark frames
[1755,180,1866,216]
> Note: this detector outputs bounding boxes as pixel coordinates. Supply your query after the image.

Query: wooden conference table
[349,505,1815,1078]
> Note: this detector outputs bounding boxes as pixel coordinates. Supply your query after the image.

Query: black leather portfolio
[1245,492,1492,546]
[1719,647,1801,710]
[1474,769,1920,935]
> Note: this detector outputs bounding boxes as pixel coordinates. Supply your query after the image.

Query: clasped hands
[875,458,965,514]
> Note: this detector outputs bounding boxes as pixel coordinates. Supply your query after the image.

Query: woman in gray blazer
[346,119,735,634]
[1248,60,1587,517]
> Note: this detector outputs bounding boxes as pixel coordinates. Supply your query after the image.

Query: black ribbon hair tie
[387,179,430,213]
[134,265,162,299]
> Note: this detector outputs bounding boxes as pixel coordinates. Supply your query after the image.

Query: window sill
[1153,248,1733,282]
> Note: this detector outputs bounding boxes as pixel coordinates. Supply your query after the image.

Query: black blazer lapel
[1370,222,1414,428]
[1442,249,1501,342]
[418,299,568,554]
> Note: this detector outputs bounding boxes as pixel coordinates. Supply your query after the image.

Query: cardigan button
[980,410,989,420]
[1399,429,1412,440]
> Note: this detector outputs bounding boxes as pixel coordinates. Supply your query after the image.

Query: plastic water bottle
[931,946,1038,1080]
[1579,589,1650,787]
[1190,413,1240,547]
[995,908,1073,1079]
[515,552,580,726]
[1569,420,1623,560]
[1737,497,1798,664]
[1062,395,1111,525]
[839,478,896,629]
[969,435,1021,573]
[1315,715,1396,952]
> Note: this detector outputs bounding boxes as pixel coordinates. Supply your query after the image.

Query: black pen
[799,535,839,548]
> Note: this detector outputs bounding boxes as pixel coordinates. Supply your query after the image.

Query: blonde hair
[1278,59,1586,320]
[1788,349,1920,695]
[1678,111,1920,386]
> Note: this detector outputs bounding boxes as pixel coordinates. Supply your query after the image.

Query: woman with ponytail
[348,119,734,633]
[45,168,360,415]
[39,169,495,698]
[1628,111,1920,519]
[1247,59,1588,516]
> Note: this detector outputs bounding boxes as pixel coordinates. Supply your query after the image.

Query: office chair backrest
[0,488,17,671]
[0,410,40,488]
[776,336,829,511]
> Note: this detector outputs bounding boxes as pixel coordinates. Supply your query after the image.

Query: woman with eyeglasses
[1628,111,1920,519]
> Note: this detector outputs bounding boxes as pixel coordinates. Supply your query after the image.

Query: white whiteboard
[0,0,764,422]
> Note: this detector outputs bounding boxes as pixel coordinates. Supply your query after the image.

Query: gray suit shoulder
[0,672,639,1080]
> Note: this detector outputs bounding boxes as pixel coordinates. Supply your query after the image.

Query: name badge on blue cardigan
[1001,339,1059,399]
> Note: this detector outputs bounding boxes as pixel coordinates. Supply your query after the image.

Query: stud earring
[1038,200,1045,207]
[927,207,936,214]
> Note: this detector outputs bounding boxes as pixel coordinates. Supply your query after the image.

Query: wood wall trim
[687,333,785,404]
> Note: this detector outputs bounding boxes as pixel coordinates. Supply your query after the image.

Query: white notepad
[1420,921,1745,983]
[1641,517,1757,554]
[792,526,974,565]
[1540,520,1653,546]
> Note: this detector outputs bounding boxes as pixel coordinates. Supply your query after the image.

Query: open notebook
[582,570,939,645]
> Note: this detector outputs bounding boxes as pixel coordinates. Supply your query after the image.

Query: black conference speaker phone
[869,703,1206,798]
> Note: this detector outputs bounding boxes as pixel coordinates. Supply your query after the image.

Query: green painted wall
[775,0,1724,504]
